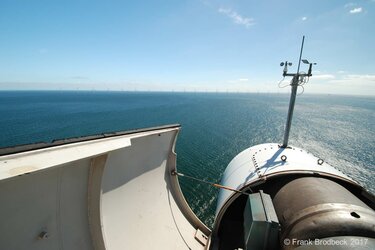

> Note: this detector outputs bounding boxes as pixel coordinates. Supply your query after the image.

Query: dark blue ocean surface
[0,91,374,227]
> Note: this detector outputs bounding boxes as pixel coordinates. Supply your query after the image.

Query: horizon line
[0,89,374,97]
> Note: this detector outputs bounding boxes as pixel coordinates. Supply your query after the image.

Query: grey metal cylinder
[272,177,375,249]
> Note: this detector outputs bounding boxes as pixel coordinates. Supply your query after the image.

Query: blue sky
[0,0,374,95]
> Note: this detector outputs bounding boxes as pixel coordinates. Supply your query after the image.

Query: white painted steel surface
[0,136,131,181]
[215,143,357,217]
[0,126,209,250]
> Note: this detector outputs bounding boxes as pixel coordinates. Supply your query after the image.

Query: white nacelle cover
[216,143,355,217]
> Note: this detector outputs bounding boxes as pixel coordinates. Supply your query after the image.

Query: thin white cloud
[301,16,307,21]
[218,8,255,28]
[313,74,336,80]
[308,73,375,95]
[349,7,363,14]
[324,74,375,88]
[314,73,375,82]
[228,78,250,83]
[346,74,375,81]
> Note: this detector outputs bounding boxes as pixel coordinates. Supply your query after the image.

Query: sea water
[0,91,374,227]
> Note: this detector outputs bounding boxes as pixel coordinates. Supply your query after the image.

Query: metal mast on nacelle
[281,36,316,148]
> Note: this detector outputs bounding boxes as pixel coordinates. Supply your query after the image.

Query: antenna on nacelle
[280,36,316,148]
